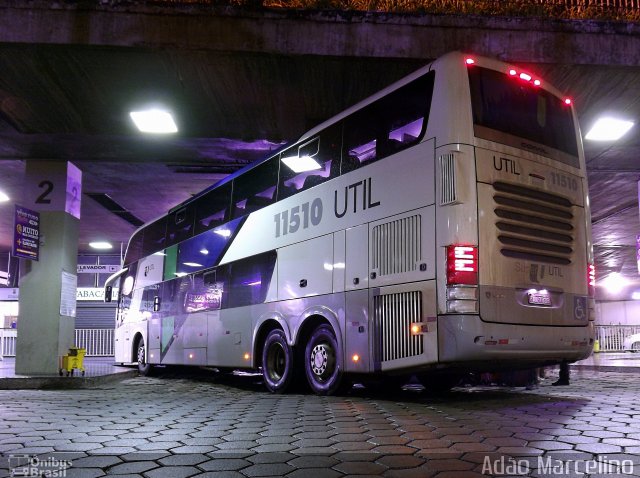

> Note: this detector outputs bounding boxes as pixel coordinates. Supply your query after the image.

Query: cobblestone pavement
[1,368,640,477]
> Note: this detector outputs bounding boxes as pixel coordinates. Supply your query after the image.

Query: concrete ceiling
[0,2,639,300]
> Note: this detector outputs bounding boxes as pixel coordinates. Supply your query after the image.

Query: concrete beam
[0,1,639,66]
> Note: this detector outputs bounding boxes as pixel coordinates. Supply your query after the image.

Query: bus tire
[262,329,295,394]
[136,337,152,376]
[304,324,344,395]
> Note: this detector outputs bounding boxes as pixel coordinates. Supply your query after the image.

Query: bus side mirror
[104,285,113,303]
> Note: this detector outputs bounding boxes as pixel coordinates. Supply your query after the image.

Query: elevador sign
[77,264,120,274]
[12,205,40,261]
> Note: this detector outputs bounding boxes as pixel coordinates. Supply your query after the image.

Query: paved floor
[0,357,133,379]
[1,366,640,477]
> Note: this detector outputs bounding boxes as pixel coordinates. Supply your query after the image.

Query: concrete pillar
[15,161,82,375]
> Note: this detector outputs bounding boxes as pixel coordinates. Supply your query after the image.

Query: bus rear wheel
[304,324,344,395]
[262,329,295,394]
[136,337,152,376]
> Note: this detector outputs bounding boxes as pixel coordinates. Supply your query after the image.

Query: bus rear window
[468,67,579,166]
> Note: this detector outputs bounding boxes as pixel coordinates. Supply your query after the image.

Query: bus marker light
[352,354,360,362]
[410,323,427,335]
[465,58,475,65]
[509,69,517,76]
[244,353,250,360]
[519,73,532,82]
[534,79,541,86]
[588,263,596,297]
[564,98,572,105]
[189,353,194,359]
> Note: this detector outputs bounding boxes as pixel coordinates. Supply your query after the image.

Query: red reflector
[465,58,475,65]
[498,339,509,345]
[447,245,478,285]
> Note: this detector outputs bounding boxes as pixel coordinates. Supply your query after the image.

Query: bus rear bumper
[438,315,594,366]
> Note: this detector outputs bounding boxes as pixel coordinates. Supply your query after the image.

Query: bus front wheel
[262,329,295,394]
[136,337,152,376]
[304,324,344,395]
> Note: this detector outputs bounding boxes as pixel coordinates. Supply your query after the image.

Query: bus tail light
[588,263,596,297]
[447,245,478,285]
[446,245,479,313]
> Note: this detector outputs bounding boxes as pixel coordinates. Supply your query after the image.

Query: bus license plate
[528,293,551,306]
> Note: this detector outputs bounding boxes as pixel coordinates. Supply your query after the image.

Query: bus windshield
[468,66,579,167]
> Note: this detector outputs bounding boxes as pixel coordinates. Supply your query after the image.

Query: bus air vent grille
[439,153,457,205]
[371,215,422,276]
[373,291,423,362]
[493,182,573,265]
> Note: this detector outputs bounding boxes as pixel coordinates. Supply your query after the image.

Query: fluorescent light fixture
[601,272,629,294]
[183,262,203,267]
[214,229,231,238]
[585,117,634,141]
[200,248,209,255]
[89,241,113,250]
[281,155,322,173]
[129,109,178,134]
[0,191,9,202]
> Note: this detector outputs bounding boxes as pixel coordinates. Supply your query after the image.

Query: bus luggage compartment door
[372,281,438,372]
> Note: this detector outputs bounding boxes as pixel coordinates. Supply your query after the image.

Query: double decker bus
[105,52,594,395]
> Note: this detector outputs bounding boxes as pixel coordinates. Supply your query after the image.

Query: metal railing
[1,329,16,357]
[0,329,114,357]
[594,325,640,352]
[74,329,115,357]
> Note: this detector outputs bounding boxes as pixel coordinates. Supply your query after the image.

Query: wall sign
[12,205,40,261]
[77,265,120,274]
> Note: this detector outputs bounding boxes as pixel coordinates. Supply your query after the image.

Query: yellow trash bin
[59,347,86,376]
[593,339,600,353]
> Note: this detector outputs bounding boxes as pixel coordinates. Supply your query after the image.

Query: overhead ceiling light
[585,117,634,141]
[129,109,178,134]
[0,191,9,202]
[281,155,322,173]
[601,272,629,294]
[89,241,113,250]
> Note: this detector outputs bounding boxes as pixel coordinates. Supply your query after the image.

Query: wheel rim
[137,343,145,366]
[310,342,335,382]
[266,342,286,382]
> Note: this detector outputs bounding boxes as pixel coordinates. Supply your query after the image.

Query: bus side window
[141,217,168,258]
[167,206,195,248]
[231,157,278,219]
[278,124,341,200]
[203,266,227,310]
[194,183,232,235]
[227,251,277,308]
[342,72,434,173]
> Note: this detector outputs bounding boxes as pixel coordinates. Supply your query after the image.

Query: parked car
[623,333,640,352]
